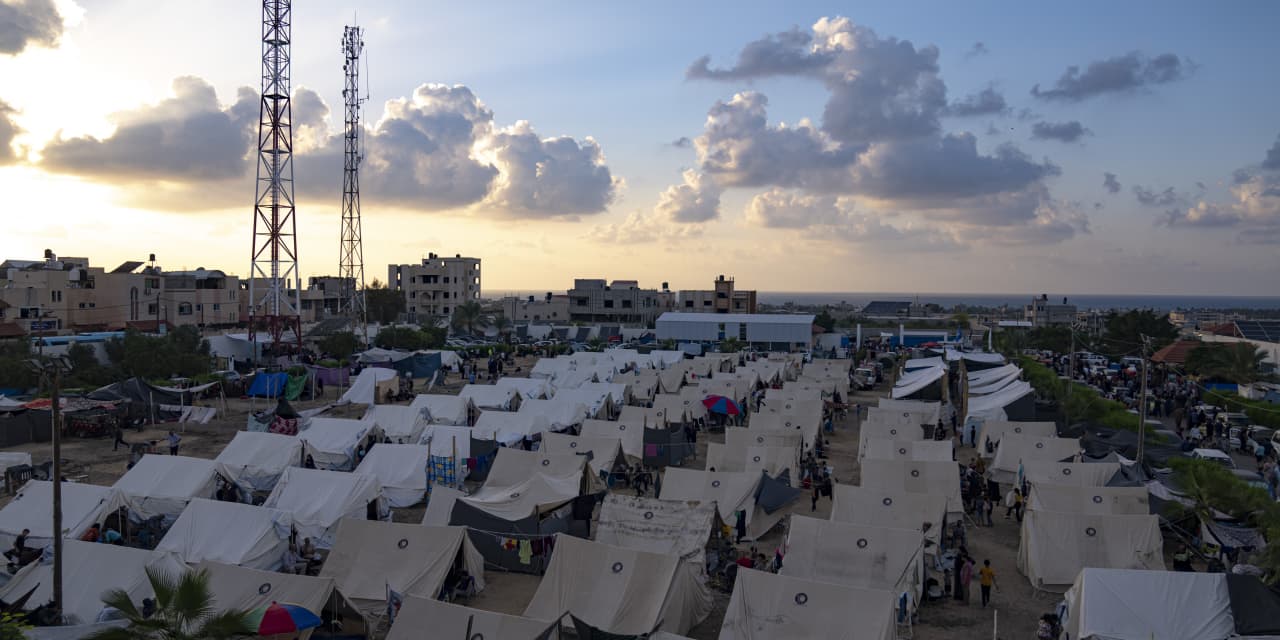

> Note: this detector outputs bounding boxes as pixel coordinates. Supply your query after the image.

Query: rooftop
[1151,340,1201,365]
[861,301,911,315]
[656,312,815,325]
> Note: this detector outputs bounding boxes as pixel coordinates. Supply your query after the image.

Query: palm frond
[98,587,143,623]
[193,608,257,639]
[144,565,181,612]
[170,569,215,630]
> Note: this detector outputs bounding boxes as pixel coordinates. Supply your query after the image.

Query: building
[502,294,571,323]
[159,269,240,328]
[387,253,482,323]
[304,276,353,320]
[1024,295,1077,327]
[860,301,913,317]
[1199,319,1280,368]
[1168,309,1245,330]
[567,279,672,325]
[678,275,757,314]
[655,312,815,351]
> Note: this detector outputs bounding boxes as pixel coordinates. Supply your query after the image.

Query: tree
[364,279,405,325]
[419,326,447,349]
[103,329,211,381]
[450,301,487,336]
[1192,342,1268,385]
[951,312,970,329]
[719,337,744,353]
[1101,310,1178,354]
[318,331,361,360]
[84,567,256,640]
[493,314,513,344]
[1025,326,1072,354]
[813,310,836,332]
[375,326,426,351]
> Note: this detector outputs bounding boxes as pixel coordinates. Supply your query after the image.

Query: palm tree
[450,301,488,336]
[1209,342,1268,385]
[85,567,255,640]
[493,314,513,345]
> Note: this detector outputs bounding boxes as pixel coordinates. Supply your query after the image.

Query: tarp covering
[263,467,386,549]
[1226,573,1280,636]
[473,411,551,446]
[420,485,464,527]
[1063,568,1235,640]
[300,416,379,471]
[782,515,923,603]
[199,560,344,621]
[659,468,780,540]
[459,384,519,411]
[213,430,302,493]
[393,351,442,380]
[340,367,398,405]
[540,432,625,475]
[595,495,716,561]
[0,481,123,550]
[156,498,292,570]
[363,404,430,443]
[965,380,1034,423]
[859,437,953,463]
[410,394,472,425]
[582,418,645,461]
[1017,511,1164,591]
[113,454,220,521]
[858,459,964,516]
[975,420,1057,455]
[968,366,1023,395]
[1023,462,1121,488]
[831,484,948,550]
[990,435,1081,484]
[1026,485,1151,515]
[387,597,550,640]
[903,356,943,371]
[246,372,289,398]
[519,398,589,432]
[967,362,1019,384]
[891,365,945,400]
[354,444,431,507]
[320,519,485,612]
[419,425,474,460]
[719,568,896,640]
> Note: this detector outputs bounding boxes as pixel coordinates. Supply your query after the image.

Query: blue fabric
[246,372,289,397]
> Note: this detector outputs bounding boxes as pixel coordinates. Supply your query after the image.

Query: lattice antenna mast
[338,24,368,341]
[248,0,302,359]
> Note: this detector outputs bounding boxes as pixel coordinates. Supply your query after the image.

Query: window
[89,302,96,308]
[213,304,220,311]
[443,277,450,284]
[178,302,193,316]
[410,306,416,312]
[621,300,632,308]
[703,300,712,306]
[576,298,588,307]
[604,300,614,308]
[739,324,747,340]
[50,290,62,303]
[684,300,693,308]
[147,303,158,315]
[443,306,450,314]
[195,304,203,311]
[78,302,86,309]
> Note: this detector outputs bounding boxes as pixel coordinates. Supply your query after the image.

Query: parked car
[1191,448,1236,469]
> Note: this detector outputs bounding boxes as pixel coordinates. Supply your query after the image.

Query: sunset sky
[2,0,1279,296]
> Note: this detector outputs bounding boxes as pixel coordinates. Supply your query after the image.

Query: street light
[26,354,72,623]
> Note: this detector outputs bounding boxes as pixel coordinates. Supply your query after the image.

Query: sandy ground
[0,356,1050,639]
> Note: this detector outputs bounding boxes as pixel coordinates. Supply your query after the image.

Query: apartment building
[502,294,571,323]
[678,275,758,314]
[387,253,481,323]
[1024,294,1078,327]
[566,279,674,325]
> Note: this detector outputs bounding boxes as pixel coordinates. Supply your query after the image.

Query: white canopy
[903,356,944,370]
[550,388,613,419]
[581,418,644,462]
[782,515,923,603]
[720,568,896,640]
[1026,485,1151,516]
[340,367,398,404]
[1023,462,1122,487]
[1017,511,1165,591]
[155,498,292,570]
[975,420,1057,455]
[989,435,1082,484]
[945,349,1005,364]
[967,362,1018,383]
[968,369,1025,396]
[460,448,592,520]
[858,459,964,516]
[473,410,551,445]
[965,379,1034,423]
[831,484,948,549]
[113,454,220,521]
[363,404,430,443]
[0,481,123,550]
[891,365,945,399]
[859,437,954,463]
[1062,568,1236,640]
[300,416,379,471]
[200,561,345,619]
[495,377,550,399]
[410,394,472,425]
[388,597,549,640]
[263,467,386,548]
[459,384,519,411]
[214,431,302,494]
[355,444,432,507]
[518,398,589,431]
[539,432,625,474]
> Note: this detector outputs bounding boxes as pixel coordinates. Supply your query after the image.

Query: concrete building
[1024,294,1077,327]
[678,275,757,314]
[567,279,673,325]
[387,253,482,323]
[304,276,353,320]
[655,312,815,351]
[502,294,571,323]
[159,269,240,328]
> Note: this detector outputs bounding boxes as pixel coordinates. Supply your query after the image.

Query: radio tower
[338,25,368,341]
[248,0,302,359]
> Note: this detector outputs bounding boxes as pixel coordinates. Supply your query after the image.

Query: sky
[2,0,1279,297]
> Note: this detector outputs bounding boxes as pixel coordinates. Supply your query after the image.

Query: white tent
[944,349,1005,364]
[524,534,707,636]
[539,432,625,475]
[967,362,1020,384]
[0,481,123,550]
[782,515,924,605]
[831,484,948,550]
[320,519,485,613]
[155,498,292,570]
[387,597,550,640]
[1017,511,1165,592]
[859,437,954,463]
[581,418,644,462]
[596,495,717,561]
[363,404,431,443]
[903,356,943,370]
[1026,484,1151,515]
[1023,462,1122,487]
[495,376,550,400]
[891,365,946,399]
[649,350,687,369]
[706,442,797,477]
[263,467,387,548]
[720,568,896,640]
[550,388,613,419]
[975,420,1057,455]
[989,435,1081,484]
[675,387,710,421]
[749,412,821,447]
[459,448,595,521]
[0,451,31,469]
[420,486,464,527]
[518,398,588,431]
[459,384,519,411]
[341,367,398,404]
[965,379,1034,423]
[300,416,380,471]
[866,406,931,427]
[418,424,474,460]
[857,420,927,456]
[410,394,472,426]
[199,560,349,621]
[214,431,302,494]
[858,459,964,516]
[724,427,802,466]
[473,410,550,446]
[355,444,432,507]
[876,398,942,424]
[659,468,781,540]
[570,381,630,409]
[113,454,220,522]
[0,540,185,625]
[1061,568,1236,640]
[967,366,1023,395]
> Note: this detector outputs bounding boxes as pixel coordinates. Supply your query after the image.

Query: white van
[1191,448,1236,469]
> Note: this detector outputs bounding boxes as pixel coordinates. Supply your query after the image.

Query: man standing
[978,559,997,607]
[113,424,128,452]
[4,528,29,563]
[167,430,181,456]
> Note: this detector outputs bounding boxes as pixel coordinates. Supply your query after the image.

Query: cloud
[0,0,62,55]
[744,188,963,249]
[0,99,19,163]
[479,121,618,216]
[965,42,989,59]
[653,169,721,222]
[1103,172,1121,194]
[1031,51,1190,102]
[669,136,692,149]
[945,87,1008,117]
[686,27,832,80]
[1160,166,1280,240]
[1263,134,1280,171]
[1030,120,1090,143]
[587,210,702,244]
[1132,184,1184,207]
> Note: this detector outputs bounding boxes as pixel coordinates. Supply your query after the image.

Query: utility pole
[1136,334,1152,464]
[1066,321,1078,428]
[27,355,70,622]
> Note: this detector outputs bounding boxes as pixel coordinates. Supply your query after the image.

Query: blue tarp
[393,352,443,379]
[246,372,289,397]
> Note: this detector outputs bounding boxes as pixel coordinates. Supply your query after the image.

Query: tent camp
[354,444,432,507]
[658,468,792,540]
[410,394,472,426]
[781,515,924,607]
[724,427,803,464]
[858,459,964,516]
[113,454,221,522]
[459,384,520,411]
[495,377,550,400]
[387,598,550,640]
[720,568,896,640]
[891,365,945,400]
[581,418,645,462]
[0,481,124,550]
[300,417,381,471]
[340,367,399,405]
[989,435,1082,484]
[199,560,357,626]
[1017,510,1164,592]
[472,410,551,446]
[859,437,954,463]
[523,534,709,636]
[155,498,292,570]
[263,467,388,548]
[320,519,485,614]
[830,485,948,551]
[749,412,821,448]
[975,420,1057,456]
[706,442,797,477]
[363,404,430,443]
[213,430,302,495]
[857,420,927,456]
[518,398,589,432]
[964,380,1035,425]
[0,540,185,626]
[1026,484,1150,515]
[595,495,718,562]
[539,432,626,475]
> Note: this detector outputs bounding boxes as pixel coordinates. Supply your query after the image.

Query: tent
[989,435,1082,484]
[944,349,1005,366]
[418,425,474,460]
[523,534,707,636]
[199,561,354,624]
[967,366,1023,395]
[214,430,302,494]
[113,454,221,522]
[540,432,626,475]
[420,485,464,527]
[595,495,718,562]
[340,367,399,405]
[246,372,289,398]
[876,398,942,424]
[387,597,550,640]
[550,388,614,420]
[299,416,381,471]
[1062,568,1235,640]
[706,442,797,477]
[859,437,954,463]
[724,427,803,458]
[459,384,519,411]
[749,412,821,448]
[975,420,1057,456]
[363,404,431,443]
[1022,462,1122,488]
[781,515,924,606]
[0,540,185,626]
[857,420,927,457]
[1017,510,1164,592]
[858,459,964,516]
[831,484,948,551]
[891,365,945,400]
[263,467,387,549]
[903,356,943,371]
[518,398,589,432]
[581,418,645,462]
[320,519,485,615]
[410,394,472,425]
[1026,485,1151,515]
[964,380,1035,424]
[155,498,292,570]
[0,481,124,550]
[354,444,432,508]
[495,377,550,399]
[720,568,896,640]
[392,351,442,380]
[473,410,551,446]
[658,468,784,540]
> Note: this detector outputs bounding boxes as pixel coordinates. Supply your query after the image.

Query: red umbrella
[702,395,742,416]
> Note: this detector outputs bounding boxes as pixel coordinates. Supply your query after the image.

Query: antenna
[338,23,368,342]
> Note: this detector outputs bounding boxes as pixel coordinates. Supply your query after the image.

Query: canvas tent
[966,362,1019,385]
[387,598,551,640]
[523,534,708,636]
[1062,568,1236,640]
[968,366,1023,395]
[891,365,945,400]
[518,398,588,432]
[410,394,472,426]
[875,398,942,424]
[782,515,924,608]
[0,481,124,550]
[595,495,717,562]
[859,437,954,463]
[539,432,626,475]
[858,459,964,516]
[975,420,1057,456]
[581,418,645,462]
[706,442,797,477]
[459,384,519,411]
[418,425,474,461]
[1026,485,1151,515]
[1022,462,1122,488]
[989,435,1081,484]
[156,498,292,570]
[724,427,803,466]
[300,416,381,471]
[964,380,1035,424]
[857,420,927,457]
[199,561,353,625]
[719,568,896,640]
[473,410,550,446]
[420,486,464,527]
[831,484,948,551]
[340,367,399,405]
[363,404,430,443]
[495,377,550,400]
[1017,510,1164,592]
[354,444,432,507]
[749,412,821,448]
[214,430,302,494]
[658,468,788,540]
[113,454,220,522]
[263,467,387,549]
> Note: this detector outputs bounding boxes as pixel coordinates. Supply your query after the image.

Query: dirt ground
[0,355,1048,639]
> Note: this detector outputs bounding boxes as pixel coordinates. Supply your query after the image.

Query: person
[1037,614,1057,639]
[960,555,974,604]
[754,553,769,570]
[141,599,156,619]
[978,559,997,607]
[1172,545,1194,571]
[282,542,304,574]
[982,494,994,526]
[5,528,29,562]
[811,484,820,512]
[167,430,181,455]
[301,537,320,574]
[113,425,128,451]
[102,527,123,545]
[81,524,101,542]
[304,455,316,469]
[1004,488,1023,521]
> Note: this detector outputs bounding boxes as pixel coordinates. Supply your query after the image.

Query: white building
[655,312,815,351]
[387,253,481,323]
